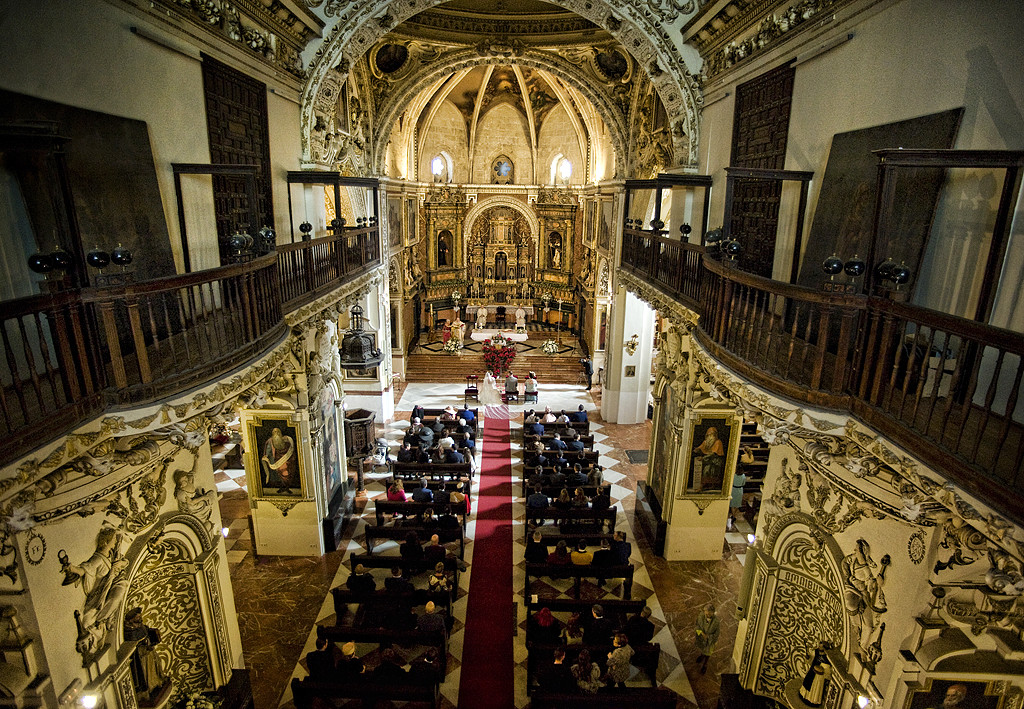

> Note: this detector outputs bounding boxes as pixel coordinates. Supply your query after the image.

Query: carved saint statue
[59,527,130,658]
[842,538,890,648]
[173,468,214,534]
[124,607,168,705]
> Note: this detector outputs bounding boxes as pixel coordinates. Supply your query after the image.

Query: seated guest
[401,532,424,562]
[572,404,588,423]
[533,450,549,468]
[374,648,408,682]
[562,612,585,645]
[541,406,557,423]
[305,637,336,679]
[568,464,588,486]
[567,432,585,452]
[548,432,568,451]
[456,418,474,437]
[404,418,423,445]
[555,410,571,424]
[416,424,434,449]
[419,508,440,531]
[409,648,442,685]
[624,606,656,647]
[588,465,604,487]
[611,530,632,564]
[546,467,566,488]
[505,372,519,397]
[437,510,461,543]
[553,488,572,511]
[440,405,458,421]
[443,447,465,464]
[583,604,615,645]
[431,419,446,435]
[416,446,432,464]
[527,466,545,487]
[385,565,415,594]
[592,538,617,567]
[451,480,470,514]
[527,484,549,512]
[424,534,447,566]
[411,404,425,420]
[437,431,455,450]
[551,452,570,469]
[575,449,592,469]
[570,540,594,565]
[524,409,539,424]
[412,478,433,503]
[427,563,452,593]
[572,648,603,694]
[434,482,451,506]
[547,540,572,565]
[347,563,375,594]
[417,599,448,633]
[529,606,564,645]
[397,442,416,463]
[525,530,549,563]
[461,431,475,451]
[539,647,575,693]
[606,633,635,688]
[591,488,611,513]
[336,641,365,678]
[387,479,407,502]
[525,373,538,396]
[526,420,545,437]
[571,487,590,508]
[458,406,475,423]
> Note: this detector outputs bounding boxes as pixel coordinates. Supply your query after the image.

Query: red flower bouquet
[482,336,517,376]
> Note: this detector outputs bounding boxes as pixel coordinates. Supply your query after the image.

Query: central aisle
[457,414,515,708]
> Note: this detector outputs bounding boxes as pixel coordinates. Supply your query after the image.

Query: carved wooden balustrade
[0,228,380,466]
[626,241,1024,519]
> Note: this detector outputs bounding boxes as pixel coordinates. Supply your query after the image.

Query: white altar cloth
[470,329,529,343]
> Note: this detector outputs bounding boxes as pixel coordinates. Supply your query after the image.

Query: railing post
[97,300,128,388]
[125,297,152,384]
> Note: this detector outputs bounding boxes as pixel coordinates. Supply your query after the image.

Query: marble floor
[215,379,751,709]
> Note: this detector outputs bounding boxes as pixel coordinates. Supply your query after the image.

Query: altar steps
[403,351,586,386]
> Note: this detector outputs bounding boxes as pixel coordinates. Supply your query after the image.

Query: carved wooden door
[730,63,794,277]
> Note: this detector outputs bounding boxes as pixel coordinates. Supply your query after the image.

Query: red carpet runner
[457,415,515,707]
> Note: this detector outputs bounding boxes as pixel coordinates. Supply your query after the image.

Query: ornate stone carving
[173,464,215,537]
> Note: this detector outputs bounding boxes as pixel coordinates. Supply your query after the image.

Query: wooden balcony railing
[1,228,380,466]
[625,239,1024,519]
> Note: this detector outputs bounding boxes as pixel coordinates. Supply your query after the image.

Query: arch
[463,196,539,268]
[367,48,632,177]
[300,0,700,170]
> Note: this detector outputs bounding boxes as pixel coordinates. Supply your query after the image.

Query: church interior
[0,1,1022,709]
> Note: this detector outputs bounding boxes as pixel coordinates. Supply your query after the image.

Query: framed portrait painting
[598,199,613,251]
[905,679,1004,709]
[246,414,305,498]
[680,412,741,496]
[387,195,403,248]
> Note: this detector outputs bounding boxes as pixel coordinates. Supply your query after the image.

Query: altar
[470,328,529,343]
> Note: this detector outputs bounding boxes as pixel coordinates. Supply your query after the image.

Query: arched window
[550,154,573,185]
[430,152,452,183]
[491,155,514,185]
[495,252,508,280]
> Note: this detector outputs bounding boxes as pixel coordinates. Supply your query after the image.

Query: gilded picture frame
[245,414,305,498]
[904,678,1004,709]
[406,196,419,246]
[387,194,403,248]
[679,411,741,497]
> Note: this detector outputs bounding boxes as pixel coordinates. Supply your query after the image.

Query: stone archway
[299,0,702,170]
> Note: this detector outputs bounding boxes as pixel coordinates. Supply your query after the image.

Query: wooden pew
[530,688,678,708]
[523,450,601,467]
[330,587,454,626]
[523,433,595,448]
[523,507,617,540]
[349,553,462,589]
[292,677,440,709]
[373,499,469,528]
[391,461,472,481]
[521,482,610,499]
[524,562,634,599]
[519,421,589,440]
[522,531,615,551]
[364,524,465,558]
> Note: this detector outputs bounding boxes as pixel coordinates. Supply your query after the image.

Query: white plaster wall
[698,0,1024,307]
[536,105,585,185]
[419,100,471,183]
[472,103,533,184]
[601,288,656,424]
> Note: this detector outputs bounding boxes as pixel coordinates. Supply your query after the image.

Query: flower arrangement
[174,692,221,709]
[482,337,517,376]
[541,339,559,356]
[442,337,461,354]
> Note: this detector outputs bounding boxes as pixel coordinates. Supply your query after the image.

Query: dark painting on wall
[905,679,1004,709]
[0,89,176,282]
[797,108,963,290]
[388,195,403,248]
[598,200,613,251]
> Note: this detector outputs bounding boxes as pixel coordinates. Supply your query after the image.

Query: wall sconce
[624,333,639,356]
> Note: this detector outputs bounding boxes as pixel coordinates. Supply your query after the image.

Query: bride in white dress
[480,371,509,420]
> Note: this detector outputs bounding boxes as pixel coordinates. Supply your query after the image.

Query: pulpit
[343,408,375,457]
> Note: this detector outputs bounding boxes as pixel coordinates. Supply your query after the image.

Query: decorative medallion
[908,529,926,564]
[690,498,715,515]
[24,531,46,565]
